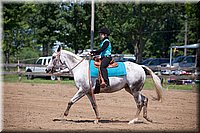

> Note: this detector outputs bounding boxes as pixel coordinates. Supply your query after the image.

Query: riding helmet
[98,27,110,36]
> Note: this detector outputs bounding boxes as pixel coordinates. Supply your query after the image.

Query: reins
[57,53,85,72]
[70,58,85,71]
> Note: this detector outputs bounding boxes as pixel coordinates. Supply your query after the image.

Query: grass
[144,77,198,91]
[2,74,75,85]
[2,74,199,91]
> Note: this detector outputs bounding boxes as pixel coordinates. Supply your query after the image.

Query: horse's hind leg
[143,97,153,122]
[64,89,85,117]
[128,91,143,124]
[127,90,152,124]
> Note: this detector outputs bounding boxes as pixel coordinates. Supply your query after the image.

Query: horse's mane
[61,50,82,60]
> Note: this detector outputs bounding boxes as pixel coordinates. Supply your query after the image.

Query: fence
[2,62,198,84]
[147,65,196,73]
[2,62,73,81]
[146,66,197,85]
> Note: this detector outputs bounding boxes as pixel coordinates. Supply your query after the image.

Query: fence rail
[2,63,73,78]
[2,63,48,68]
[2,71,73,77]
[147,65,196,72]
[2,63,196,70]
[2,63,197,84]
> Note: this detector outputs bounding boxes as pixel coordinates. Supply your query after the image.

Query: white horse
[46,46,162,124]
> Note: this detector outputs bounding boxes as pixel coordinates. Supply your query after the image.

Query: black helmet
[98,27,110,35]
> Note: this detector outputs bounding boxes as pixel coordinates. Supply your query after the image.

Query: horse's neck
[62,51,82,70]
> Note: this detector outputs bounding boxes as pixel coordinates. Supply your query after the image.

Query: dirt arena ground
[3,82,199,132]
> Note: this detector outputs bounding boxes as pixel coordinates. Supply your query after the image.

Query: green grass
[2,74,199,91]
[2,74,75,85]
[144,78,198,91]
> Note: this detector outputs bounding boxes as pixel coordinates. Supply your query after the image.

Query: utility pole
[184,16,188,56]
[90,0,94,50]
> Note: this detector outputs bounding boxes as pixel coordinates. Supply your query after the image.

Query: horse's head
[46,45,63,73]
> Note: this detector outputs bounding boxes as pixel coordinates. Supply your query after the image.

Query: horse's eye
[52,56,56,60]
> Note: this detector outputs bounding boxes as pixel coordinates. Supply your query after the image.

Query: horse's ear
[57,45,61,52]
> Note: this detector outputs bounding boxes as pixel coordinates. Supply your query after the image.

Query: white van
[25,56,57,80]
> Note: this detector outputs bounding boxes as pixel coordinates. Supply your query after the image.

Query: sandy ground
[2,82,199,132]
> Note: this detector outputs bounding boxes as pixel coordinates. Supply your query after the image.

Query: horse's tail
[141,65,163,102]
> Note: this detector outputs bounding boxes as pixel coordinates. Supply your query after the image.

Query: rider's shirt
[100,38,111,57]
[91,37,112,58]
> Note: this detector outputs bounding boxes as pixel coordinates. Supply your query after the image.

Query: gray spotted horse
[46,46,162,124]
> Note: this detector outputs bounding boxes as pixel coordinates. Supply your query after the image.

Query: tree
[2,2,199,64]
[3,3,35,63]
[57,2,91,54]
[31,3,61,56]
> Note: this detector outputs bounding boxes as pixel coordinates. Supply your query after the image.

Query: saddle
[93,57,118,68]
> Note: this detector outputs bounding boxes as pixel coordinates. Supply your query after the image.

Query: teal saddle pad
[90,60,127,77]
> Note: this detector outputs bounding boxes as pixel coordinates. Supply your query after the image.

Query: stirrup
[100,82,106,88]
[106,84,111,89]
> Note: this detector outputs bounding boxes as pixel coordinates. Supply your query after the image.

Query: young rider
[90,27,112,88]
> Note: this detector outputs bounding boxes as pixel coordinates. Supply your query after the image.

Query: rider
[90,27,112,88]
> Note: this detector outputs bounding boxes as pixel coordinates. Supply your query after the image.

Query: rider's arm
[91,41,109,55]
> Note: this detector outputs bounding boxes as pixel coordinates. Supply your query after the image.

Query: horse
[46,46,162,124]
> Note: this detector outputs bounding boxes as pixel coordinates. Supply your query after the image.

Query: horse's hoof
[94,119,99,124]
[64,112,68,116]
[94,117,100,124]
[128,118,137,124]
[128,120,135,124]
[128,118,143,124]
[144,116,153,123]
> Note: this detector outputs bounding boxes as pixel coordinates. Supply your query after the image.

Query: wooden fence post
[18,60,22,82]
[57,75,62,96]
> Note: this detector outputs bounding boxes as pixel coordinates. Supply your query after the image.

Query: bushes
[17,47,39,64]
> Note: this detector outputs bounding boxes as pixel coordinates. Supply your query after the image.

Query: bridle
[52,52,85,73]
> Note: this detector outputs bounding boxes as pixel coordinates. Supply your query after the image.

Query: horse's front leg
[64,89,85,117]
[86,93,100,124]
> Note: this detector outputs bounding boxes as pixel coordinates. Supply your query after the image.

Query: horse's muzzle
[45,68,51,73]
[46,67,57,74]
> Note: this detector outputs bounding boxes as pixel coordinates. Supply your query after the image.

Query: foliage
[17,47,39,64]
[2,2,199,64]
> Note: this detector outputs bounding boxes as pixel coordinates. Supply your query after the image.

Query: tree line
[3,2,200,63]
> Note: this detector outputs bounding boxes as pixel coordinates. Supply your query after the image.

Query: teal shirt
[100,39,111,57]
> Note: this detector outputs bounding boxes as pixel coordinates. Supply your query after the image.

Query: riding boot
[100,77,110,89]
[100,57,112,89]
[94,79,100,94]
[101,81,106,88]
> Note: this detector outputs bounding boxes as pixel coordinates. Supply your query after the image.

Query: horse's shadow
[53,118,158,124]
[53,118,129,123]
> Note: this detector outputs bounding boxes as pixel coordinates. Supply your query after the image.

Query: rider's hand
[90,51,96,56]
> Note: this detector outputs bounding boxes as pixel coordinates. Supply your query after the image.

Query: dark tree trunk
[43,44,49,56]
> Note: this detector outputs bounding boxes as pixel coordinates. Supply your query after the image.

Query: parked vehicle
[161,55,196,75]
[179,55,196,67]
[144,58,170,66]
[26,56,70,80]
[140,58,154,65]
[160,56,187,75]
[171,55,187,66]
[26,56,53,80]
[123,54,136,63]
[160,55,186,67]
[141,58,170,73]
[112,54,136,63]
